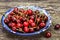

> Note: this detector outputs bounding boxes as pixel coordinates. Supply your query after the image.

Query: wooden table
[0,0,60,40]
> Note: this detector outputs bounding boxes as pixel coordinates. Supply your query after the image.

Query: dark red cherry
[54,24,60,30]
[28,19,34,24]
[45,32,51,38]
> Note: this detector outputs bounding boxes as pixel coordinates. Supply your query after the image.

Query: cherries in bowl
[1,6,51,36]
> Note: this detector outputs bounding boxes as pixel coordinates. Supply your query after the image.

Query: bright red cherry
[54,24,60,30]
[17,23,23,28]
[24,27,29,33]
[24,10,28,14]
[29,19,34,24]
[29,28,34,32]
[31,22,36,27]
[39,22,46,28]
[45,32,51,38]
[4,18,9,24]
[23,22,29,27]
[27,9,33,15]
[12,27,16,31]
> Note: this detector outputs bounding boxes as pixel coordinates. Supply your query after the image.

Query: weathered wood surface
[0,0,60,40]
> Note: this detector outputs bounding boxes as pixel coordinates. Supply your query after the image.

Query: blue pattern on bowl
[1,6,51,36]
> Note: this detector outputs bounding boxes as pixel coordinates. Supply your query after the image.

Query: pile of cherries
[4,7,48,33]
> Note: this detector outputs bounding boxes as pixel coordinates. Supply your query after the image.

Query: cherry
[29,28,34,32]
[31,22,36,27]
[12,27,16,31]
[45,32,51,38]
[16,19,21,23]
[23,22,29,27]
[22,17,27,22]
[4,18,9,24]
[54,24,60,30]
[7,14,12,20]
[8,22,12,27]
[30,15,35,20]
[19,16,23,21]
[27,9,33,15]
[12,16,16,22]
[28,19,34,24]
[10,11,15,15]
[24,27,29,33]
[13,7,18,13]
[11,22,16,27]
[17,23,23,28]
[39,22,46,28]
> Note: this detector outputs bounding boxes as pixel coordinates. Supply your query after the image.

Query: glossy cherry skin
[4,18,9,24]
[54,24,60,30]
[24,27,29,33]
[23,22,29,27]
[28,19,34,24]
[11,22,16,27]
[12,27,16,31]
[31,22,36,27]
[39,22,46,28]
[27,9,33,15]
[17,23,23,28]
[13,7,18,13]
[45,32,51,38]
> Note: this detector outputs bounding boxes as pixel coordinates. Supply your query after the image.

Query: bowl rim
[1,6,51,36]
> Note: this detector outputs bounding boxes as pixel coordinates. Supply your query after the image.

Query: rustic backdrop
[0,0,60,40]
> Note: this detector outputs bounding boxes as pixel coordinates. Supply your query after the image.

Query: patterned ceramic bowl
[1,6,51,36]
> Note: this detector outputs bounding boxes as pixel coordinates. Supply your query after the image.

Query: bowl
[1,6,51,36]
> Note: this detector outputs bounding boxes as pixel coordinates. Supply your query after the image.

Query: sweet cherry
[54,24,60,30]
[17,23,23,28]
[39,22,46,28]
[45,32,51,38]
[4,18,9,24]
[29,19,34,24]
[31,22,36,27]
[23,22,29,27]
[27,9,33,15]
[24,27,29,33]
